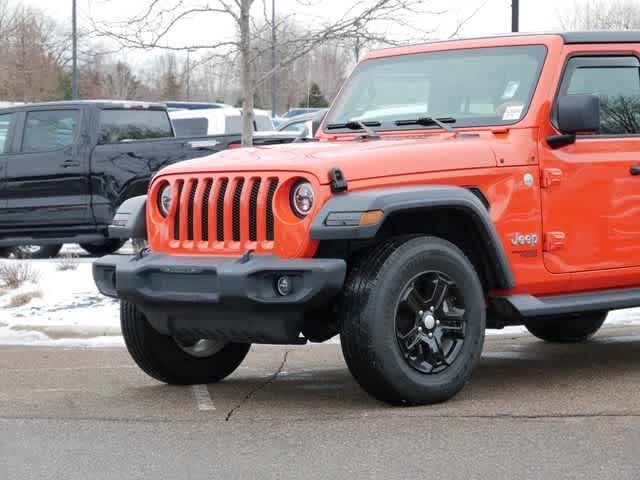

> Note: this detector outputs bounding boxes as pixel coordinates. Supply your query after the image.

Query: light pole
[186,49,191,100]
[186,48,196,100]
[72,0,78,99]
[354,20,361,62]
[512,0,519,33]
[271,0,277,117]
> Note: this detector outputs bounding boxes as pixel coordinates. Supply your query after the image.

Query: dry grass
[0,261,40,289]
[56,252,79,271]
[8,290,42,308]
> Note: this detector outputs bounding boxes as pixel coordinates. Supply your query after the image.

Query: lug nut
[418,310,424,316]
[428,332,433,338]
[418,326,423,332]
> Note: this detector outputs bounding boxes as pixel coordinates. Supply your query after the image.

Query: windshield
[325,45,547,132]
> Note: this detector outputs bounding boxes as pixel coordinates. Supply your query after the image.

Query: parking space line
[191,385,215,411]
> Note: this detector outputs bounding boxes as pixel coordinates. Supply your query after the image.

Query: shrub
[56,253,79,271]
[0,262,40,289]
[9,290,42,307]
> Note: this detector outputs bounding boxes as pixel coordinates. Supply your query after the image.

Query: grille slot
[186,181,198,241]
[249,179,261,241]
[266,179,278,241]
[216,179,229,241]
[232,179,245,241]
[201,179,213,241]
[173,182,184,240]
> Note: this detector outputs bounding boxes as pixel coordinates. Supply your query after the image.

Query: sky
[18,0,586,66]
[22,0,575,34]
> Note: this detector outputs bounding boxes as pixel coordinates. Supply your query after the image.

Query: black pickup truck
[0,101,297,258]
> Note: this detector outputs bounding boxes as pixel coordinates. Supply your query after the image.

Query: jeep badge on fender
[511,233,538,246]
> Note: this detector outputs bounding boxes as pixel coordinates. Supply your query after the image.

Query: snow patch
[0,258,120,346]
[2,250,640,348]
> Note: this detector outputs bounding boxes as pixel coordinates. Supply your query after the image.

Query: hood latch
[329,167,348,193]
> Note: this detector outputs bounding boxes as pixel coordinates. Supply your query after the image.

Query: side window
[559,57,640,135]
[225,116,242,134]
[98,109,173,143]
[0,113,14,153]
[171,118,208,137]
[281,121,306,133]
[22,110,79,152]
[255,114,274,131]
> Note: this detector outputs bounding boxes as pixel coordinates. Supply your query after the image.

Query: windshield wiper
[326,120,381,139]
[395,117,456,133]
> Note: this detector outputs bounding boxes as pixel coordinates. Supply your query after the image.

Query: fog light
[276,275,293,296]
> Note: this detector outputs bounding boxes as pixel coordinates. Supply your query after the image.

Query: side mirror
[558,94,600,133]
[548,94,600,148]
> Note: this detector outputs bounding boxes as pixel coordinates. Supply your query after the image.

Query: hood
[160,134,497,183]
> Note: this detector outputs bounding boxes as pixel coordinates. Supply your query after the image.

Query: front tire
[524,311,607,343]
[340,236,486,405]
[121,301,250,384]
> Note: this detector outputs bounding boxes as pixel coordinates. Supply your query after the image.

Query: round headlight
[291,181,314,218]
[158,184,172,217]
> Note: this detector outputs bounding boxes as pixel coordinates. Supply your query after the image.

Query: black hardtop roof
[560,30,640,44]
[457,30,640,44]
[365,30,640,58]
[484,30,640,44]
[0,100,167,113]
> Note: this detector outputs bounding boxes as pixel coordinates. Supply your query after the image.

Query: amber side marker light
[359,210,384,226]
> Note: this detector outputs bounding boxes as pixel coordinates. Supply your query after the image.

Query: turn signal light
[359,210,384,226]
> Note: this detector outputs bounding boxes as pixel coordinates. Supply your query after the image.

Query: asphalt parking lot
[1,325,639,479]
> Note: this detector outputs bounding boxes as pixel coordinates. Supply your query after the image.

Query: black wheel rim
[395,271,466,374]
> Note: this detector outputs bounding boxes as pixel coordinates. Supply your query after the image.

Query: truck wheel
[80,239,125,256]
[12,244,62,259]
[524,311,607,343]
[340,236,486,405]
[120,300,250,384]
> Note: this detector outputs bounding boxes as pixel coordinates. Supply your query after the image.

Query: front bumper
[93,253,346,343]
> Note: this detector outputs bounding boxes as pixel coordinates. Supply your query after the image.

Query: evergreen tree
[299,82,329,108]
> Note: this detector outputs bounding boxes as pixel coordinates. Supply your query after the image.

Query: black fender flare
[108,195,147,240]
[310,185,514,290]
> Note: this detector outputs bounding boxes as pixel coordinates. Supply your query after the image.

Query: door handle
[631,166,640,176]
[60,160,80,168]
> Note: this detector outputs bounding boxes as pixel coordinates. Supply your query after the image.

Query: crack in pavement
[1,411,640,426]
[225,350,290,422]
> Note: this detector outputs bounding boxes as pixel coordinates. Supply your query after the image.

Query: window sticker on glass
[502,105,524,121]
[502,81,520,100]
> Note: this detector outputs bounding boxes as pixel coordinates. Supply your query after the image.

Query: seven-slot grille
[169,176,279,248]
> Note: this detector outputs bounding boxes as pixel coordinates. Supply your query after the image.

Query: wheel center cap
[423,313,436,330]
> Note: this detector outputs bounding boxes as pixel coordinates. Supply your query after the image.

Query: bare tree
[154,53,184,100]
[250,17,352,113]
[101,61,141,99]
[559,0,640,30]
[0,3,68,102]
[92,0,477,146]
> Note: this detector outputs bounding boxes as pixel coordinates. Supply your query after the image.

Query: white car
[169,107,276,137]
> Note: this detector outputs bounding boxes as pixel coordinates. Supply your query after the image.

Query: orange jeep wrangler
[94,32,640,405]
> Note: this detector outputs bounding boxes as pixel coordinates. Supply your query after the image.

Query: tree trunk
[239,0,254,147]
